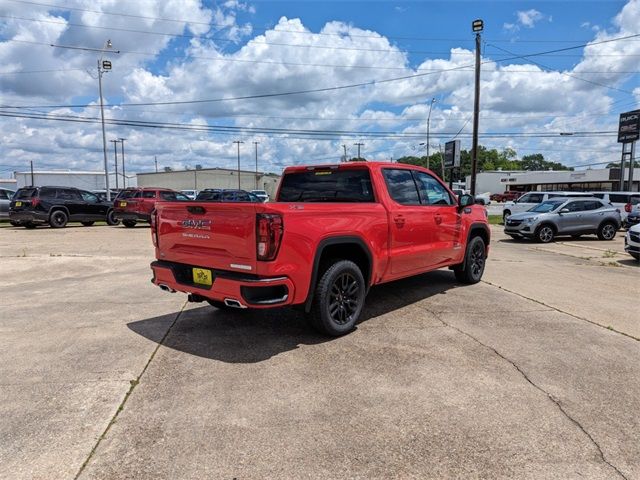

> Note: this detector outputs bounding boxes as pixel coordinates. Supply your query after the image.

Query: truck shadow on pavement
[127,270,458,363]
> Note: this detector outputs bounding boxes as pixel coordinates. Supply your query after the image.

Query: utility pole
[30,160,34,186]
[342,144,347,162]
[97,40,113,201]
[426,98,436,169]
[439,143,445,181]
[253,141,259,190]
[118,138,126,189]
[110,139,119,189]
[354,142,364,159]
[154,155,158,173]
[470,20,483,197]
[233,140,243,189]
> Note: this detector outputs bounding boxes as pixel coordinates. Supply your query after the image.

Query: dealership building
[13,170,136,190]
[466,168,640,194]
[136,167,282,197]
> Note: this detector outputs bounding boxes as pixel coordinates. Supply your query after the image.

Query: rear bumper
[9,210,48,223]
[150,260,295,308]
[114,211,150,222]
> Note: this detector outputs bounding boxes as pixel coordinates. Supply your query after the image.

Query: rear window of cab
[279,168,374,202]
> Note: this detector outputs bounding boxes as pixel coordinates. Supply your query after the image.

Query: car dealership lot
[0,223,638,479]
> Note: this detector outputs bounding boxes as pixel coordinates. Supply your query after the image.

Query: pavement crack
[417,303,628,480]
[72,301,187,480]
[481,280,640,343]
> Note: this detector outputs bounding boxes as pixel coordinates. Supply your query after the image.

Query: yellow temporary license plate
[15,201,22,207]
[119,201,127,207]
[192,267,213,286]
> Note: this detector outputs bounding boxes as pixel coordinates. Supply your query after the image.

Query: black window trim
[382,167,454,207]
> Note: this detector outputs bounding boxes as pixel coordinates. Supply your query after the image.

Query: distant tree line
[395,146,573,182]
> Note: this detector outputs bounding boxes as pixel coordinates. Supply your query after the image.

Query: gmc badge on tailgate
[181,219,212,230]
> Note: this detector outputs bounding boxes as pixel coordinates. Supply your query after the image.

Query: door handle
[393,215,405,226]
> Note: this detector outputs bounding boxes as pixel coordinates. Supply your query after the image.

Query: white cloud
[504,9,550,31]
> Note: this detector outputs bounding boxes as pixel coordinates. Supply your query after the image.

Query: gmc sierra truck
[150,162,490,336]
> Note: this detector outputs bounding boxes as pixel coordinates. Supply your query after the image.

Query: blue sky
[0,0,639,176]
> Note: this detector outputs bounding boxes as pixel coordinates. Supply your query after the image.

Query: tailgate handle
[187,206,206,215]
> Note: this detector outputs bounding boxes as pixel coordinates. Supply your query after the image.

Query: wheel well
[304,239,372,312]
[536,222,557,233]
[49,206,69,217]
[318,243,370,286]
[469,226,489,246]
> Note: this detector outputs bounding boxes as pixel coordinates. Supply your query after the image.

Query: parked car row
[7,186,269,229]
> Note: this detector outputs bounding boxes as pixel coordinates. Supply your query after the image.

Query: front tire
[49,210,68,228]
[122,219,137,228]
[503,211,511,223]
[597,222,617,241]
[536,224,555,243]
[310,260,365,336]
[454,236,486,284]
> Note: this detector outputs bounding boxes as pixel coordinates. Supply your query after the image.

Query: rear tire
[49,210,68,228]
[310,260,365,336]
[536,224,555,243]
[81,221,94,227]
[453,236,486,284]
[597,222,617,241]
[106,210,119,226]
[123,219,137,228]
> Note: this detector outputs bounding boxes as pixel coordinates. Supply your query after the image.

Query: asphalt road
[0,222,638,479]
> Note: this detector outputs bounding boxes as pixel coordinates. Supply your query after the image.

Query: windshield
[530,200,564,213]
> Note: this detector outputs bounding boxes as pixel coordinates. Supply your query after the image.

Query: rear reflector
[256,213,283,261]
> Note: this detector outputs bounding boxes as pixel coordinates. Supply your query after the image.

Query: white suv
[625,223,640,262]
[503,191,593,221]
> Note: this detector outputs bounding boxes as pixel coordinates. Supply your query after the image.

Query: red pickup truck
[150,162,490,336]
[114,187,189,227]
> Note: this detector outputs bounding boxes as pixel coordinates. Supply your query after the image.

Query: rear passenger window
[609,194,629,203]
[57,189,80,200]
[382,169,421,205]
[528,194,543,203]
[583,201,602,210]
[142,191,156,199]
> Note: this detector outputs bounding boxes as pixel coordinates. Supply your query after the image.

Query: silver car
[0,188,15,220]
[504,197,621,243]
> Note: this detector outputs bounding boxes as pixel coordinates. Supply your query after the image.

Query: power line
[3,14,640,57]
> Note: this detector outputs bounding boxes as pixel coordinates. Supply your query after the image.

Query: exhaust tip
[159,284,176,293]
[224,298,247,309]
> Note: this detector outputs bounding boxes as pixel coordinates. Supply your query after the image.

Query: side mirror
[458,194,474,209]
[559,208,570,214]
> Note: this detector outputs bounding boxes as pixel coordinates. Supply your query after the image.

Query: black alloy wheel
[106,210,119,226]
[49,210,68,228]
[310,260,365,336]
[454,236,486,284]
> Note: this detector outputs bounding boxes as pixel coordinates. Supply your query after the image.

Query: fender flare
[47,205,70,219]
[304,235,373,313]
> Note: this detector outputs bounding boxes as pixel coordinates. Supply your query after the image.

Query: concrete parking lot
[1,222,638,479]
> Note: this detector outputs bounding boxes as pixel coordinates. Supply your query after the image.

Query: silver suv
[504,197,621,243]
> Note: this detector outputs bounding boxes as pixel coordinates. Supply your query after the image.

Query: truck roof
[283,161,413,173]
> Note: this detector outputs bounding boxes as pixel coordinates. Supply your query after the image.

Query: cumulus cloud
[504,9,550,31]
[0,0,639,175]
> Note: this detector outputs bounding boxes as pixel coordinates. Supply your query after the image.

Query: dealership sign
[444,140,461,168]
[618,109,640,143]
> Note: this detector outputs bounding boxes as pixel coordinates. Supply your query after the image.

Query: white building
[0,179,17,191]
[466,168,640,194]
[136,168,281,197]
[13,171,136,190]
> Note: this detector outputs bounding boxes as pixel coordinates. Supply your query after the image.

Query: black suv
[9,186,119,228]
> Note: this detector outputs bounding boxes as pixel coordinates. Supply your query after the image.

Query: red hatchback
[113,188,190,227]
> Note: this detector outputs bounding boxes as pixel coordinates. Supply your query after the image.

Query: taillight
[30,197,40,207]
[625,203,632,213]
[150,209,158,247]
[256,213,283,261]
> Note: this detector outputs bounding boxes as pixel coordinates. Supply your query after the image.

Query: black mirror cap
[459,194,475,208]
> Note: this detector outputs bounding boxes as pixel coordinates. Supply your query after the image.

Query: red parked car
[150,162,490,336]
[113,187,190,228]
[491,191,522,202]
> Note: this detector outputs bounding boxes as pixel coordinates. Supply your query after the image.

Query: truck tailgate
[155,202,259,272]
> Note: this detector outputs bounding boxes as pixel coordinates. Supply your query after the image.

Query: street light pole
[470,20,483,197]
[118,138,126,189]
[233,141,244,189]
[110,139,119,189]
[426,98,436,169]
[253,141,259,190]
[97,40,113,201]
